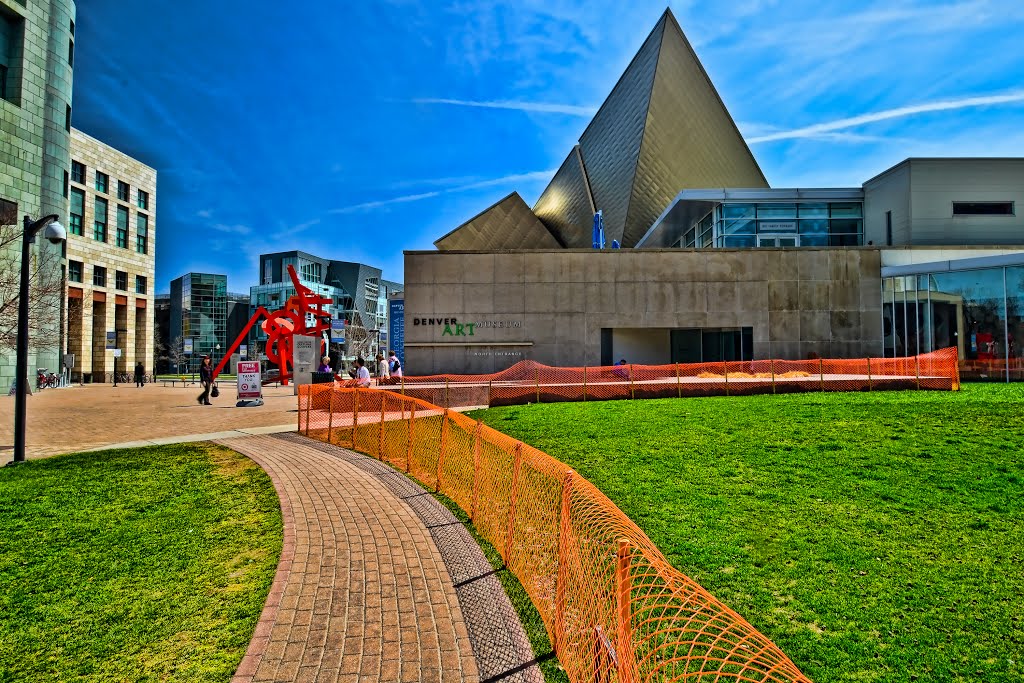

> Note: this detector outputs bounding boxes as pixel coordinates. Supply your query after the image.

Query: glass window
[721,235,755,248]
[93,197,107,242]
[136,213,148,254]
[63,170,69,198]
[68,260,82,283]
[137,189,149,210]
[136,275,147,294]
[115,270,128,291]
[829,202,862,218]
[720,218,755,235]
[756,204,796,219]
[1007,267,1023,379]
[798,203,828,218]
[117,181,129,201]
[116,205,129,248]
[829,219,863,246]
[68,37,74,66]
[800,234,828,247]
[952,202,1014,216]
[95,171,108,193]
[92,265,107,287]
[799,218,828,235]
[69,188,84,236]
[71,160,85,183]
[0,12,23,103]
[720,204,755,219]
[929,267,1008,380]
[65,104,71,132]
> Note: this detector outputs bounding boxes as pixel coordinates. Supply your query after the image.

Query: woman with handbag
[197,356,214,405]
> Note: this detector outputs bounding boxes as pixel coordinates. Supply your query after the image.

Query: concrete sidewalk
[219,433,542,683]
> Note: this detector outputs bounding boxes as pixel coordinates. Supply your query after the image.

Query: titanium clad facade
[576,16,664,247]
[533,146,594,248]
[623,13,767,247]
[434,192,560,251]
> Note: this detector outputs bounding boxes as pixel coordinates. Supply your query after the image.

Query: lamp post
[10,214,66,465]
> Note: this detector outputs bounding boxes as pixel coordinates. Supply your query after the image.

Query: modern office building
[0,0,76,385]
[168,273,226,372]
[226,291,250,349]
[403,9,1024,381]
[250,251,402,362]
[65,128,156,382]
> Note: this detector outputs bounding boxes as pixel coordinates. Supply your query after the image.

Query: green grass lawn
[0,443,282,683]
[469,385,1024,683]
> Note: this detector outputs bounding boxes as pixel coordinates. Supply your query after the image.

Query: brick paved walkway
[0,383,299,459]
[219,434,483,683]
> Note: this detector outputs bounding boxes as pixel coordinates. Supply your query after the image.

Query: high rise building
[0,0,76,384]
[65,128,156,381]
[169,273,226,372]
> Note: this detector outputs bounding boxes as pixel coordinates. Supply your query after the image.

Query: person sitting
[612,358,629,379]
[354,357,371,387]
[317,356,332,373]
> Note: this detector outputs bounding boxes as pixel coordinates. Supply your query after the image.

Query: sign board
[237,360,262,400]
[388,298,405,369]
[63,354,75,370]
[106,331,116,350]
[759,221,797,232]
[330,318,346,343]
[183,338,194,355]
[112,349,122,358]
[239,344,248,358]
[292,336,318,388]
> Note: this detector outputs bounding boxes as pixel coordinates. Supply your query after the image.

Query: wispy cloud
[328,170,555,215]
[210,223,252,235]
[413,98,596,116]
[747,91,1024,144]
[196,209,212,219]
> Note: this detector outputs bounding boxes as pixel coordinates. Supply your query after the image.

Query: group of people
[317,350,403,387]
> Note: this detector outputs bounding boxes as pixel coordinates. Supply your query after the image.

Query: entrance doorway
[670,327,753,363]
[757,234,798,247]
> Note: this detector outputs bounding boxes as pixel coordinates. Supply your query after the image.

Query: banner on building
[388,298,404,368]
[331,318,346,344]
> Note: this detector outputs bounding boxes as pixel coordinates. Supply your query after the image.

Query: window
[65,104,71,132]
[886,211,893,246]
[95,171,108,193]
[93,197,108,242]
[69,188,84,235]
[137,189,149,210]
[71,160,84,183]
[92,266,107,287]
[115,270,128,291]
[117,180,129,201]
[952,202,1014,216]
[136,275,147,294]
[136,213,148,253]
[0,197,16,225]
[67,37,74,67]
[1,11,24,104]
[68,260,82,283]
[63,170,68,198]
[116,205,129,248]
[70,19,74,37]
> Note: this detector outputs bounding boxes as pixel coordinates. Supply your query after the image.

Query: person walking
[388,350,402,378]
[134,361,146,388]
[197,355,214,405]
[376,352,390,385]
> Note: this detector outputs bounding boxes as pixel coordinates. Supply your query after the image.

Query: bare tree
[167,335,188,374]
[0,222,64,358]
[344,311,378,361]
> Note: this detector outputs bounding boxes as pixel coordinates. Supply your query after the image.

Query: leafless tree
[344,311,378,361]
[0,223,65,358]
[167,335,188,373]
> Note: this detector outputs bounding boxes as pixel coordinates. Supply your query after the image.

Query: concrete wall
[403,248,883,375]
[864,161,910,246]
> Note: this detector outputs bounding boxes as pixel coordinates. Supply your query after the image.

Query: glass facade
[883,264,1024,381]
[678,201,864,248]
[180,273,227,371]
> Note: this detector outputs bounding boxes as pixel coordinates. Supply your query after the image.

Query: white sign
[293,336,318,388]
[759,221,797,232]
[237,360,262,400]
[239,344,248,357]
[112,349,122,358]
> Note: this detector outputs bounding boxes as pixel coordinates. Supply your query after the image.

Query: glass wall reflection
[883,264,1023,381]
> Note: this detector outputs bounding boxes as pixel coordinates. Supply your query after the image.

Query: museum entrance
[600,327,753,366]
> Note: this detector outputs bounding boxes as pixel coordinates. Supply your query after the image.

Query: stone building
[65,128,155,381]
[0,0,76,384]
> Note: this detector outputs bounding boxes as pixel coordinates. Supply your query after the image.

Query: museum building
[404,9,1024,381]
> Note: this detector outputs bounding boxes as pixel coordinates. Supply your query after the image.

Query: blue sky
[72,0,1024,293]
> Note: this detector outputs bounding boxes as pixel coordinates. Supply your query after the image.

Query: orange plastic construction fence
[377,348,960,409]
[299,385,814,682]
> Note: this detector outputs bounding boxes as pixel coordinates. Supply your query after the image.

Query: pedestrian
[376,352,390,385]
[197,355,214,405]
[318,356,332,373]
[354,357,371,387]
[613,358,628,379]
[388,350,402,378]
[134,361,146,388]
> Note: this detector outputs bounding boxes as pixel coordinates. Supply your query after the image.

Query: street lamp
[10,214,66,465]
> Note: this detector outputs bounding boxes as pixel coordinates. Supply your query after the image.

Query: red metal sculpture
[212,265,333,384]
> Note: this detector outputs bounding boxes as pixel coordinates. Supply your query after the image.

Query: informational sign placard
[112,349,122,358]
[183,338,194,355]
[759,221,797,232]
[388,298,404,368]
[237,360,262,400]
[239,344,248,358]
[293,336,318,388]
[106,331,116,350]
[331,319,346,344]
